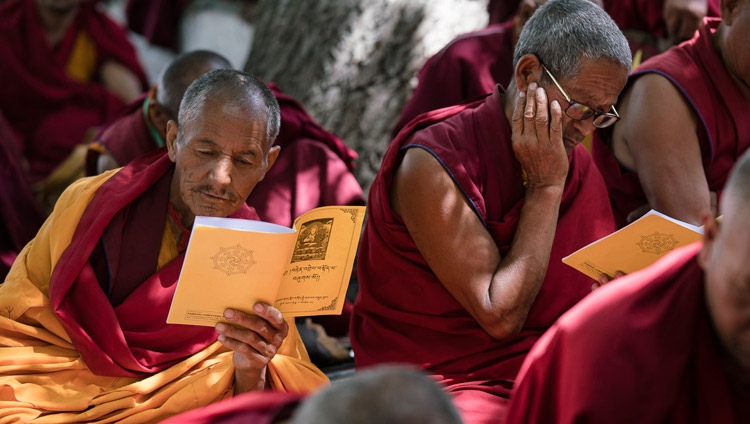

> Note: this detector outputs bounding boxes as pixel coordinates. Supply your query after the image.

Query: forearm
[234,366,267,394]
[484,185,563,338]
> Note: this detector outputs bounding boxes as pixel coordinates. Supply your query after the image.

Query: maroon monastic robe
[0,111,44,280]
[592,19,750,226]
[248,84,364,228]
[125,0,190,51]
[84,93,160,176]
[393,20,515,137]
[161,391,304,424]
[603,0,720,59]
[351,87,617,423]
[487,0,522,25]
[0,0,148,183]
[51,148,258,376]
[506,243,750,423]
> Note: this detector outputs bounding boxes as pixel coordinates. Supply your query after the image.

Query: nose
[210,156,233,187]
[575,115,597,137]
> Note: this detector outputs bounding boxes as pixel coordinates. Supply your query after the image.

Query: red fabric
[0,110,45,279]
[0,0,148,183]
[85,93,155,176]
[393,21,515,137]
[48,148,259,377]
[604,0,720,40]
[160,391,304,424]
[246,84,364,228]
[506,242,750,423]
[125,0,190,51]
[592,19,750,226]
[603,0,720,60]
[351,87,617,422]
[487,0,522,25]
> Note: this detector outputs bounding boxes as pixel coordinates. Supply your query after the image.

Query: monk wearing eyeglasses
[350,1,631,423]
[592,0,750,227]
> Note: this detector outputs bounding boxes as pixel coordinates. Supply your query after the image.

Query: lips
[200,191,231,202]
[563,137,579,149]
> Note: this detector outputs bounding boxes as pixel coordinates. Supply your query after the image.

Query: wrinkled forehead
[180,96,272,148]
[563,58,628,109]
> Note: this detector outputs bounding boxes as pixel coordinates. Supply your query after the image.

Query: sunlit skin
[165,94,284,393]
[504,55,628,157]
[699,190,750,374]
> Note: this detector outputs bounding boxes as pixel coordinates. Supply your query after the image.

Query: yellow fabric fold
[0,172,328,423]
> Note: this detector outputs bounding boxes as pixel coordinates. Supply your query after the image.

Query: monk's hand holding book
[215,303,289,393]
[510,82,568,190]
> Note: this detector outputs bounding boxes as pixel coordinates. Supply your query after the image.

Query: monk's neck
[714,27,750,102]
[35,5,79,48]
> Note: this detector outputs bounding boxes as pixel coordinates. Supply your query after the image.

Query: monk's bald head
[157,50,233,120]
[177,69,281,147]
[700,150,750,372]
[291,367,462,424]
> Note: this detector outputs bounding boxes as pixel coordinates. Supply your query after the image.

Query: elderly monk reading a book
[0,69,327,422]
[351,1,631,422]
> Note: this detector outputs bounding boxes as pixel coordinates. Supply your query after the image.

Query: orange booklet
[167,206,366,327]
[562,210,703,281]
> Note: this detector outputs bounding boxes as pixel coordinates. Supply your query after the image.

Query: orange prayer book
[563,210,703,281]
[167,206,366,327]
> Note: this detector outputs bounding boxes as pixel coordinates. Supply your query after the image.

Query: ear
[721,0,741,24]
[698,211,719,270]
[513,54,544,94]
[260,145,281,181]
[165,120,179,162]
[148,99,172,137]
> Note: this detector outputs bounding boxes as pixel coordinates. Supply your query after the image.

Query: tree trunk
[246,0,488,192]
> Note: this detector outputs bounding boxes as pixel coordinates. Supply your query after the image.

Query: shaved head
[700,150,750,372]
[291,367,462,424]
[156,50,233,119]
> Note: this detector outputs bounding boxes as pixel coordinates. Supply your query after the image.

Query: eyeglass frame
[540,64,620,129]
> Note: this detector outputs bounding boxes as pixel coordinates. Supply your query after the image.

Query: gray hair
[156,50,233,119]
[291,367,463,424]
[177,69,281,146]
[513,0,631,79]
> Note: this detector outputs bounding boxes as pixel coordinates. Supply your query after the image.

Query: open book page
[167,218,297,327]
[274,205,366,317]
[562,209,703,281]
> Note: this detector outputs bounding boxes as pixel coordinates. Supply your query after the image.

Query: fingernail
[217,334,226,343]
[529,82,538,91]
[253,303,264,313]
[519,90,525,98]
[224,309,235,319]
[551,100,560,108]
[216,323,226,332]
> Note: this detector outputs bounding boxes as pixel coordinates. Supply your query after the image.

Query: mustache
[193,185,237,201]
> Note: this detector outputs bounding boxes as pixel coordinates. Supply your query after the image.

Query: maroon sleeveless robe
[506,243,750,423]
[352,87,617,422]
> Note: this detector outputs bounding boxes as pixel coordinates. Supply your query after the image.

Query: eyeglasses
[541,64,620,129]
